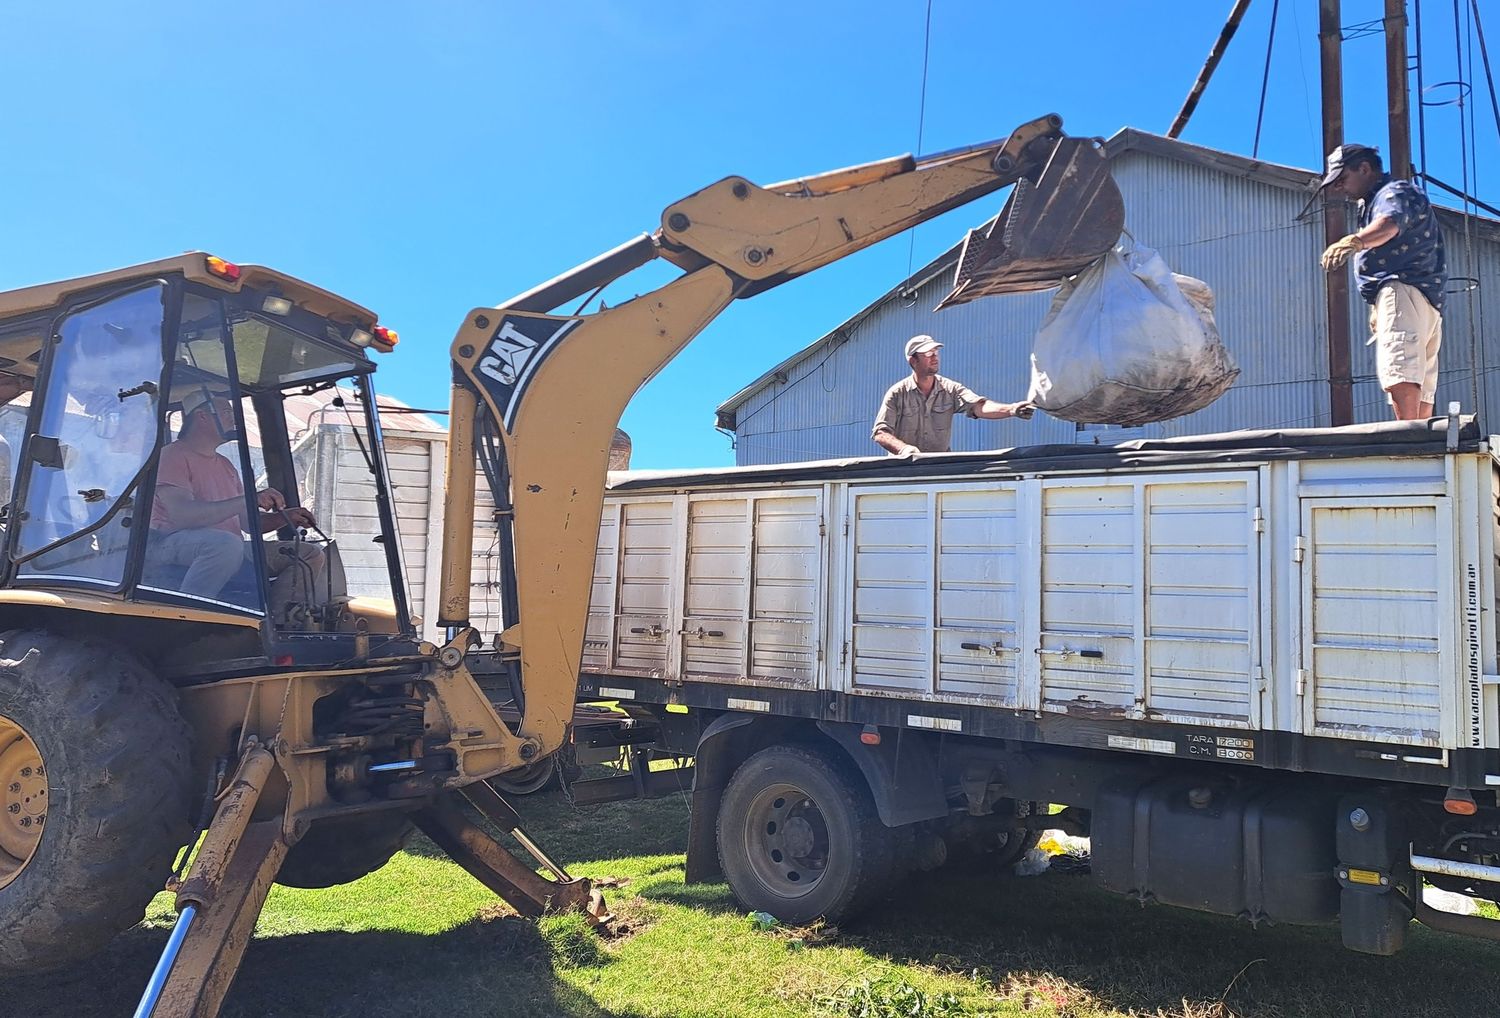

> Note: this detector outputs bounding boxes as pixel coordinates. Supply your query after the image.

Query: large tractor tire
[717,744,894,925]
[0,630,194,974]
[275,812,414,889]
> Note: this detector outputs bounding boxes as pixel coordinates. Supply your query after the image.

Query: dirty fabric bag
[1028,240,1238,425]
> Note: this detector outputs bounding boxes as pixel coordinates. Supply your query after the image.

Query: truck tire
[0,630,194,974]
[717,744,893,925]
[275,813,414,889]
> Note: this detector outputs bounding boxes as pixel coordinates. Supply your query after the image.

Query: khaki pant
[148,528,326,620]
[1369,281,1443,405]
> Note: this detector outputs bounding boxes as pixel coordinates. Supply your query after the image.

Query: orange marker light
[859,725,881,746]
[1443,787,1479,816]
[205,255,242,281]
[372,325,398,347]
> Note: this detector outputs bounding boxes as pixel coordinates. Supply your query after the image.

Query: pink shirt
[150,442,245,534]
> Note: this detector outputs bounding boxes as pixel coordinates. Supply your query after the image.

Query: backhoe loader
[0,114,1122,1016]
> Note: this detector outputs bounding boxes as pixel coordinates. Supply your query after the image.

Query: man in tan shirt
[872,335,1034,455]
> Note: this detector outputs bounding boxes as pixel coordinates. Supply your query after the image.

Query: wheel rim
[742,781,829,899]
[0,715,46,889]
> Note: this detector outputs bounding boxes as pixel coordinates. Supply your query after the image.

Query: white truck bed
[580,419,1499,772]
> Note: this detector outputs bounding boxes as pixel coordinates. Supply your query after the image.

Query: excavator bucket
[936,136,1124,309]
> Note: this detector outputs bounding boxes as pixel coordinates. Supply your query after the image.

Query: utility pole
[1320,0,1355,426]
[1384,0,1413,179]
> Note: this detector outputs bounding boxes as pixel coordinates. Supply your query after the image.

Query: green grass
[8,791,1500,1017]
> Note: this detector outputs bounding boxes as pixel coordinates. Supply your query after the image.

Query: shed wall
[729,150,1498,465]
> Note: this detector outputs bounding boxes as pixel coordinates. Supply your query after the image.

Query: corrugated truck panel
[749,495,820,686]
[851,490,933,694]
[1144,477,1256,725]
[586,444,1499,754]
[1041,481,1136,710]
[614,500,675,675]
[1303,499,1445,744]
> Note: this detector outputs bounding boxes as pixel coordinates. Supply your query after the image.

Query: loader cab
[0,255,414,666]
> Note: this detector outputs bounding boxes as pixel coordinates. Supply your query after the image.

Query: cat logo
[478,321,538,386]
[472,315,583,430]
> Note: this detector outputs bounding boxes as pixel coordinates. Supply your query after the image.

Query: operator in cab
[146,387,324,622]
[872,335,1035,456]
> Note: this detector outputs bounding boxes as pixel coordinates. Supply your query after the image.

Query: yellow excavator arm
[93,114,1124,1018]
[437,113,1124,775]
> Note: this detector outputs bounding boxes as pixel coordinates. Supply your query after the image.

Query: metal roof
[715,128,1500,430]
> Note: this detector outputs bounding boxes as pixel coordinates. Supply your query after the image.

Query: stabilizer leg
[134,744,292,1018]
[414,786,609,923]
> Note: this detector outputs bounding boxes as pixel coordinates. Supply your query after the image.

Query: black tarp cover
[608,417,1484,492]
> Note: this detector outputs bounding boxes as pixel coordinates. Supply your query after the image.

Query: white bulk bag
[1028,240,1238,425]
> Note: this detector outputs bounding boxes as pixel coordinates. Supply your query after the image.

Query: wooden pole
[1385,0,1414,179]
[1320,0,1355,426]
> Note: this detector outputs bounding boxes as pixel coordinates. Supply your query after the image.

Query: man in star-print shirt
[1319,144,1448,420]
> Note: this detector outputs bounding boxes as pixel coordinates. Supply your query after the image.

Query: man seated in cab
[147,388,324,623]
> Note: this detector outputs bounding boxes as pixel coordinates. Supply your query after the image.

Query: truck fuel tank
[1092,776,1340,927]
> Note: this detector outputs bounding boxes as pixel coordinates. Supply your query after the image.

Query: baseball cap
[1320,144,1378,188]
[180,387,231,417]
[904,335,942,359]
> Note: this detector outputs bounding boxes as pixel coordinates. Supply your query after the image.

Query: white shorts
[1368,281,1442,405]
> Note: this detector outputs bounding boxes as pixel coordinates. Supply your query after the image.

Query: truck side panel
[585,450,1498,762]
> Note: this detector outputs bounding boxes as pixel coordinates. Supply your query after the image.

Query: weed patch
[816,971,966,1017]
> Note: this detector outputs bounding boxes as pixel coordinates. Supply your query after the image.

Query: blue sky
[2,1,1494,468]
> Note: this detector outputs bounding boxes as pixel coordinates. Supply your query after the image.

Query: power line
[1474,0,1500,144]
[1253,0,1281,157]
[1454,0,1482,419]
[903,0,936,289]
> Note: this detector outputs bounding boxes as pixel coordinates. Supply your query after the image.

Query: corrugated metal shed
[718,129,1500,465]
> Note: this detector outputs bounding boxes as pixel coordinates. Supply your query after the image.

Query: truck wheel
[717,744,893,925]
[275,813,414,888]
[0,630,194,974]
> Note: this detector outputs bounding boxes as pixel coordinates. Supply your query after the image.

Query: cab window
[13,284,166,587]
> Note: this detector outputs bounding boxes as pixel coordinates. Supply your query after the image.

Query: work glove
[1321,234,1363,271]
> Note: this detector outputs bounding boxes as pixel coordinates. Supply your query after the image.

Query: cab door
[11,283,170,590]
